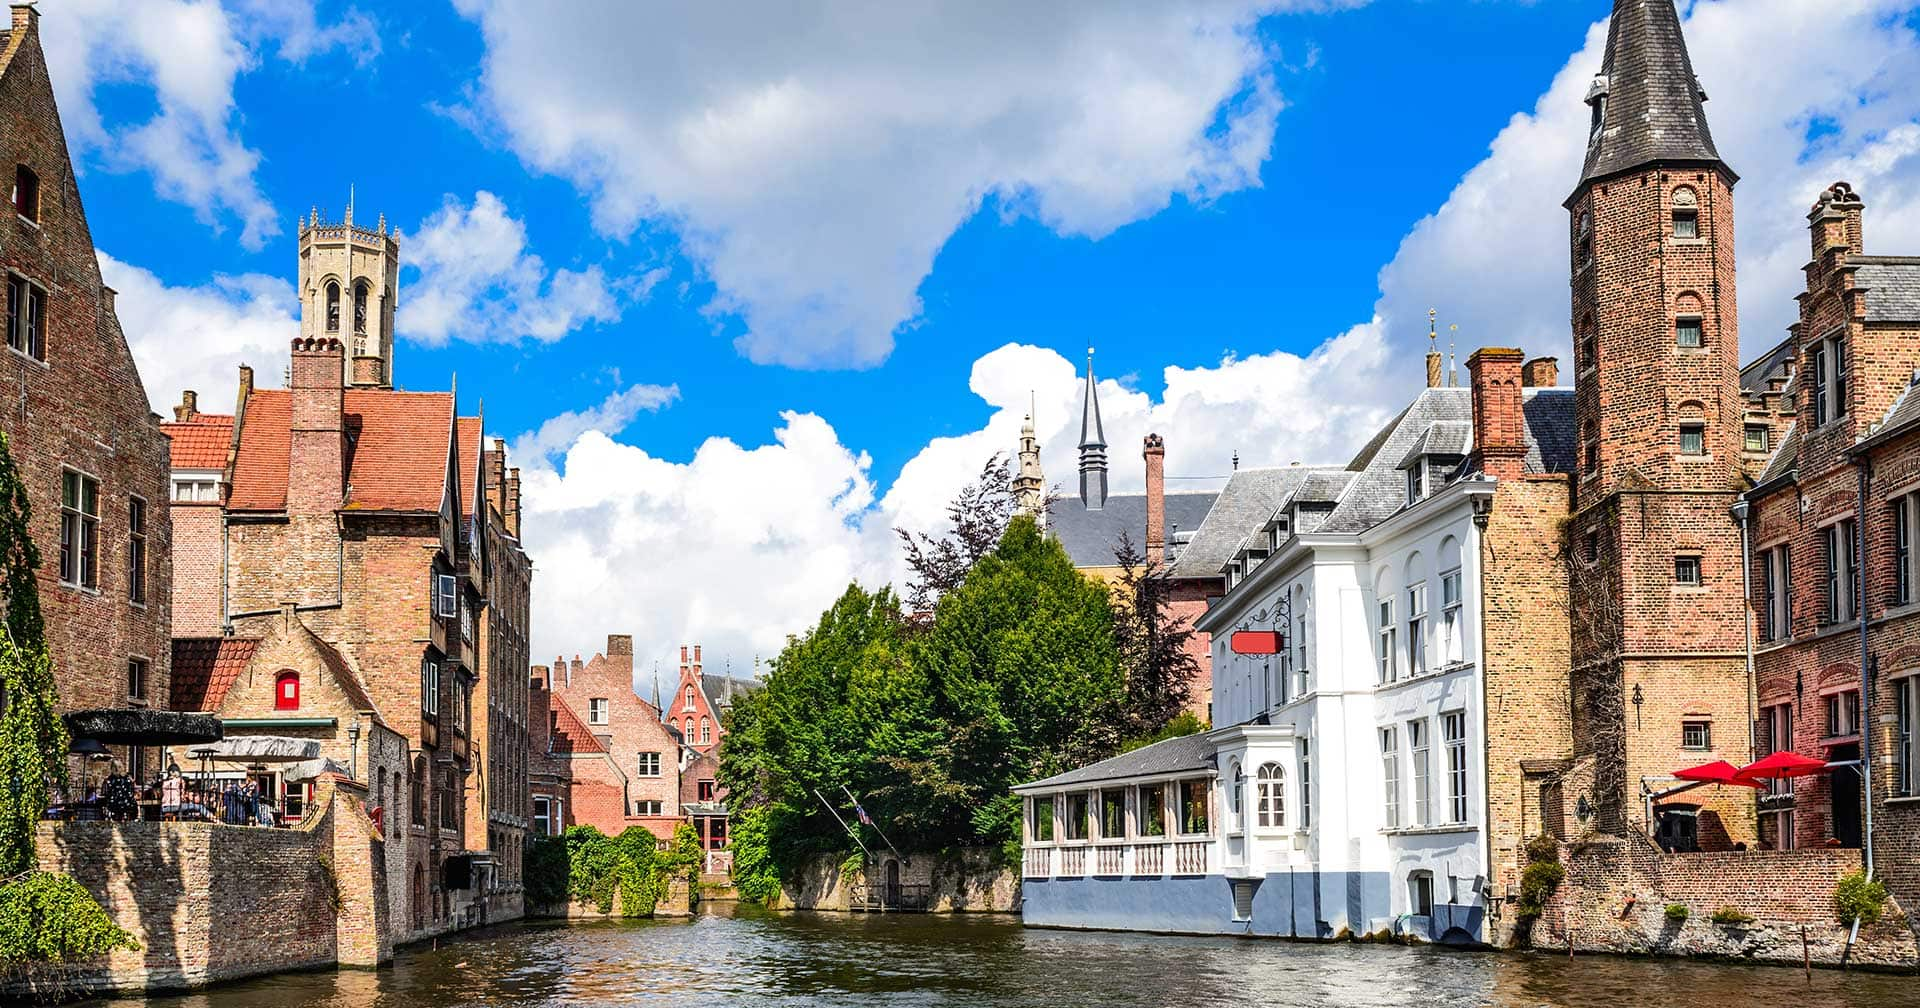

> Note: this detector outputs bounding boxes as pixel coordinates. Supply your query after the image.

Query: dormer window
[1408,464,1427,504]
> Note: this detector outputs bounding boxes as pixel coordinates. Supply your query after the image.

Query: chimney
[607,634,632,657]
[571,655,584,681]
[504,467,522,538]
[1467,348,1528,480]
[679,645,689,675]
[174,390,199,423]
[1809,182,1864,259]
[486,437,508,512]
[693,644,703,676]
[530,665,548,691]
[287,337,346,513]
[10,4,37,37]
[1521,357,1559,389]
[1143,434,1166,567]
[1426,349,1443,388]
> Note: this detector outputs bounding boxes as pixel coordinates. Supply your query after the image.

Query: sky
[45,0,1920,681]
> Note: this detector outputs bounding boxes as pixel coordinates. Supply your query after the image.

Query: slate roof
[1740,335,1797,405]
[170,638,261,712]
[1047,491,1217,570]
[1578,0,1727,191]
[162,415,233,470]
[1169,467,1342,579]
[1855,259,1920,323]
[700,674,760,712]
[1017,731,1217,791]
[1757,421,1799,485]
[229,389,460,513]
[1396,422,1471,469]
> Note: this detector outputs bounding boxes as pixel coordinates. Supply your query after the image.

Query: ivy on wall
[550,823,703,918]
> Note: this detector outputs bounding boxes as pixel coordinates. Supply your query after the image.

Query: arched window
[1257,762,1286,829]
[353,280,370,333]
[274,671,299,710]
[1672,186,1699,239]
[1575,210,1593,268]
[1228,760,1244,827]
[412,756,427,825]
[325,281,340,332]
[700,718,712,745]
[1675,292,1704,349]
[1678,400,1707,456]
[684,685,696,710]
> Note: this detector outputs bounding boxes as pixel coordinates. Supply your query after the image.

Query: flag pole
[813,787,871,860]
[842,784,906,865]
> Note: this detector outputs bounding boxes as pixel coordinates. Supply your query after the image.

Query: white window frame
[1824,519,1858,624]
[1406,583,1428,676]
[1442,711,1468,824]
[1293,612,1309,697]
[127,495,147,606]
[6,271,45,362]
[420,656,440,716]
[434,572,458,619]
[1408,718,1431,827]
[1377,599,1397,684]
[1895,676,1918,798]
[1299,739,1312,830]
[59,468,99,590]
[1256,762,1285,830]
[1762,545,1791,641]
[1380,726,1401,829]
[1681,719,1711,751]
[1440,569,1463,665]
[588,697,609,725]
[637,751,661,777]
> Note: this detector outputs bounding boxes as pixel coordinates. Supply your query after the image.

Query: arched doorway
[884,858,902,908]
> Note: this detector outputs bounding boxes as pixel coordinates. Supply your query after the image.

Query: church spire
[1014,392,1045,517]
[1078,349,1108,511]
[1577,0,1731,194]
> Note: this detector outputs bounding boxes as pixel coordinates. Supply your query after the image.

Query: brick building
[0,4,173,774]
[161,206,534,938]
[1742,180,1920,910]
[531,635,682,840]
[666,644,756,849]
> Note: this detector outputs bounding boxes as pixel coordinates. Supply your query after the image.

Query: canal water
[98,906,1913,1008]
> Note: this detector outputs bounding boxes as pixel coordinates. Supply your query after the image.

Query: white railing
[1022,846,1053,879]
[1058,846,1087,877]
[1133,842,1167,876]
[1094,844,1125,876]
[1174,840,1209,875]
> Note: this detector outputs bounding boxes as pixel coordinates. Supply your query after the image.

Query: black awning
[65,709,223,746]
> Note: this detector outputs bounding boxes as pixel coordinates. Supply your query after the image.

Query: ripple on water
[94,906,1917,1008]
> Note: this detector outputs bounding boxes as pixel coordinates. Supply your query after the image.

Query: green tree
[1108,531,1201,738]
[0,431,66,877]
[895,454,1015,611]
[915,514,1124,844]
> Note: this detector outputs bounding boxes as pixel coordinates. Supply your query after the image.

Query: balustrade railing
[1058,846,1087,877]
[1023,846,1053,879]
[1132,842,1166,876]
[1174,840,1209,875]
[1094,844,1125,876]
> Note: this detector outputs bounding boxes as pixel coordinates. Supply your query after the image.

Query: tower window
[1679,423,1706,456]
[7,273,45,361]
[1675,555,1702,586]
[12,165,38,222]
[1811,334,1848,427]
[1676,317,1703,348]
[353,280,370,333]
[1672,187,1699,239]
[1744,424,1769,454]
[325,281,341,333]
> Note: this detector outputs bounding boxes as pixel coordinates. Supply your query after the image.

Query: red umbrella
[1733,751,1829,784]
[1673,760,1761,788]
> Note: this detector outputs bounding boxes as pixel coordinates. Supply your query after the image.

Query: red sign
[1229,630,1283,655]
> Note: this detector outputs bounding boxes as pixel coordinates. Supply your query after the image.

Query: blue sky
[48,0,1920,668]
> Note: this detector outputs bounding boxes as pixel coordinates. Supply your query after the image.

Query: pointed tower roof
[1079,349,1106,450]
[1576,0,1732,194]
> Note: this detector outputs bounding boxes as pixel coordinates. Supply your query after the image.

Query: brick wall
[169,503,222,636]
[32,777,391,995]
[0,7,173,756]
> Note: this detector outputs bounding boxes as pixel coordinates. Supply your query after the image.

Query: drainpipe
[1731,499,1756,764]
[1854,458,1877,878]
[1470,483,1495,906]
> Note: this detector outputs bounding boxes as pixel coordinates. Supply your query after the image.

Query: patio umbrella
[64,709,222,746]
[1733,751,1828,784]
[199,736,322,764]
[283,757,350,782]
[1673,759,1761,787]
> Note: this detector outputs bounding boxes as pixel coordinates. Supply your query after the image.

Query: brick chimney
[693,644,703,676]
[504,467,521,538]
[287,337,345,513]
[1467,347,1527,480]
[1426,346,1443,388]
[530,665,548,691]
[1521,357,1559,389]
[1809,181,1864,258]
[485,437,508,515]
[607,634,632,656]
[173,390,198,423]
[1143,434,1166,567]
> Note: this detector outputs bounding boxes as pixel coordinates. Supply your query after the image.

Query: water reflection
[99,905,1914,1008]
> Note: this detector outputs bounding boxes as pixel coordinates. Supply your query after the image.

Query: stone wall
[1524,834,1915,968]
[31,777,391,996]
[772,848,1018,913]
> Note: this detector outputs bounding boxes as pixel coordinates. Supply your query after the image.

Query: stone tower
[1078,349,1108,511]
[1014,396,1045,517]
[1563,0,1751,838]
[298,200,401,389]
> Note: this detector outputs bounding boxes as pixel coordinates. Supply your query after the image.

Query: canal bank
[80,906,1920,1007]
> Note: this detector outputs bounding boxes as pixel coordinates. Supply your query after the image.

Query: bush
[1515,861,1566,919]
[1664,903,1689,922]
[1709,906,1754,927]
[1834,871,1888,926]
[728,806,782,904]
[525,835,568,909]
[0,873,137,965]
[1524,833,1561,864]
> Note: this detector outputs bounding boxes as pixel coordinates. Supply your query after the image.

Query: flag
[854,804,873,826]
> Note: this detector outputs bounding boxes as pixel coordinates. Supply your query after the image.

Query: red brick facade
[0,7,173,771]
[532,635,683,841]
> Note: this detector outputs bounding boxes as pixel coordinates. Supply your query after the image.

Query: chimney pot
[1467,348,1528,481]
[1521,357,1559,389]
[1143,434,1166,567]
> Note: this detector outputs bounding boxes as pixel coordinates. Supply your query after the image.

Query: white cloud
[99,251,295,415]
[397,192,654,346]
[510,382,681,462]
[451,0,1345,369]
[39,0,376,250]
[519,0,1920,668]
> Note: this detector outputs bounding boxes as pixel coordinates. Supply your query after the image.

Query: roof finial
[1077,345,1108,510]
[345,184,354,225]
[1428,308,1438,350]
[1448,325,1460,387]
[1232,450,1240,471]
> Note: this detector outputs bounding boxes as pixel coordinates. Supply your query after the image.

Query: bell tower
[298,199,401,389]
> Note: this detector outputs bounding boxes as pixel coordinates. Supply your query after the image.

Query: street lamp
[348,717,362,782]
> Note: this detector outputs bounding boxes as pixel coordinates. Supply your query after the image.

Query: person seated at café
[101,765,138,822]
[159,765,207,821]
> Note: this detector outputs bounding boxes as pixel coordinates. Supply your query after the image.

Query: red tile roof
[547,694,608,754]
[228,389,459,513]
[170,637,261,712]
[161,415,233,470]
[454,416,483,521]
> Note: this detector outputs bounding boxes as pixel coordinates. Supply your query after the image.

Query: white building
[1018,377,1574,943]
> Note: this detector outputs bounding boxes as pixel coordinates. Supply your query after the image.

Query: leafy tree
[915,514,1124,844]
[1107,531,1201,738]
[894,454,1015,611]
[0,431,65,877]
